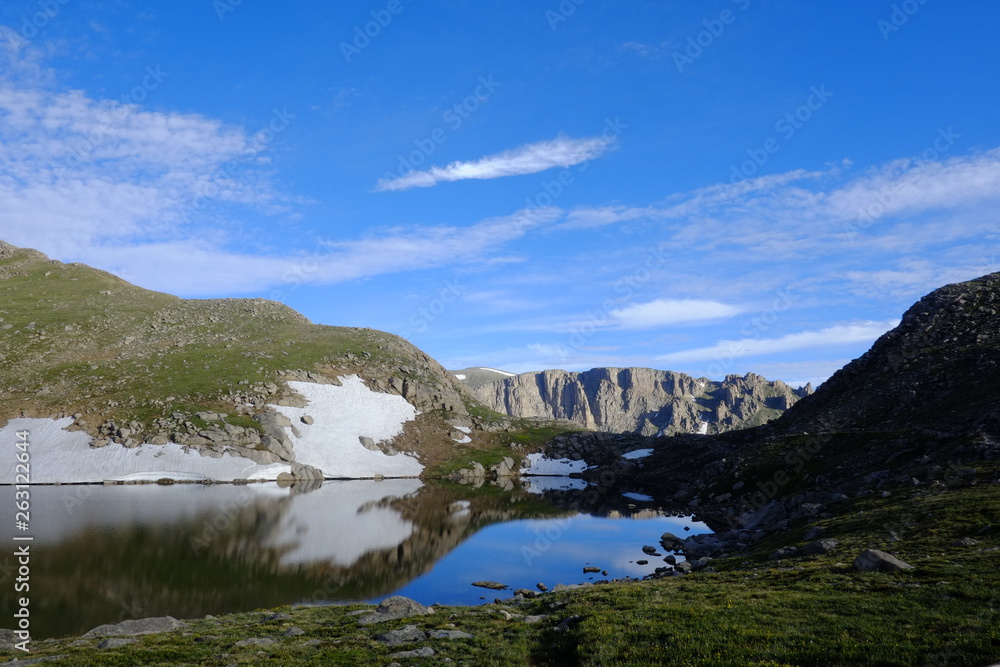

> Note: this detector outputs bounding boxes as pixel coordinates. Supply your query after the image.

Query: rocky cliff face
[471,367,811,436]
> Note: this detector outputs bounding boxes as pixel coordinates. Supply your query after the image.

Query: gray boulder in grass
[853,549,914,572]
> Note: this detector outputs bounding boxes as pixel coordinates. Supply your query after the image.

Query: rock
[389,647,436,659]
[235,637,276,647]
[376,624,427,646]
[536,583,549,592]
[636,559,648,565]
[524,615,548,624]
[357,596,435,625]
[674,561,693,574]
[285,627,305,637]
[659,531,685,551]
[951,537,979,547]
[853,549,915,572]
[642,545,660,555]
[803,539,839,556]
[428,629,474,640]
[739,500,788,531]
[803,526,827,541]
[84,616,188,638]
[301,415,314,425]
[769,546,800,560]
[263,612,292,622]
[472,581,508,590]
[514,588,538,598]
[97,637,136,649]
[583,566,601,574]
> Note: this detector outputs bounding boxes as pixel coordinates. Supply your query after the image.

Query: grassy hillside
[0,241,468,448]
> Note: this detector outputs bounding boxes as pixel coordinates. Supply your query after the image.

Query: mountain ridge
[468,366,812,436]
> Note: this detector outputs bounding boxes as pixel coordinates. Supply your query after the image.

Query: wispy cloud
[375,135,615,192]
[657,320,900,365]
[609,299,742,329]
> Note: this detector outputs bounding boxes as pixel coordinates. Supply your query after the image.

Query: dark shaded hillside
[777,271,1000,435]
[615,273,1000,522]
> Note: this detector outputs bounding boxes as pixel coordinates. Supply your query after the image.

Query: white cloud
[657,320,900,365]
[609,299,742,329]
[375,135,615,192]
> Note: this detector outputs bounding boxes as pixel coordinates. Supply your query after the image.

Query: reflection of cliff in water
[21,480,568,639]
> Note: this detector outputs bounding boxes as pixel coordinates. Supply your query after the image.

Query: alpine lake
[1,476,711,639]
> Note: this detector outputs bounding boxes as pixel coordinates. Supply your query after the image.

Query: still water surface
[1,480,710,638]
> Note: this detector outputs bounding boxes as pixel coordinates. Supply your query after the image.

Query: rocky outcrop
[471,368,810,436]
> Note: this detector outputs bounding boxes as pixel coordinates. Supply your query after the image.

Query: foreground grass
[4,477,998,666]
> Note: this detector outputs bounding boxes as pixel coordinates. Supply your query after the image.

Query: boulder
[375,624,427,646]
[357,596,435,625]
[803,539,839,556]
[659,531,685,551]
[472,581,508,590]
[853,549,915,572]
[84,616,187,638]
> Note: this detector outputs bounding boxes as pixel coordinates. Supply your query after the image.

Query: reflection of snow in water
[622,492,654,502]
[524,476,589,494]
[263,479,423,567]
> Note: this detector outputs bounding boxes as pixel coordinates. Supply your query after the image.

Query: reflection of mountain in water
[14,480,568,639]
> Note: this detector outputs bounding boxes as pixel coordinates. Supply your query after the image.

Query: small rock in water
[471,580,508,590]
[536,582,548,592]
[583,566,601,574]
[642,545,660,555]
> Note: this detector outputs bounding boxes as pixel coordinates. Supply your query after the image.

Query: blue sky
[2,1,999,387]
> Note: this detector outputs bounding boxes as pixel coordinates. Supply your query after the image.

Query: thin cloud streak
[657,320,900,365]
[376,135,614,192]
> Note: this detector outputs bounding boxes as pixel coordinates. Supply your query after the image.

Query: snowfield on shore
[0,375,421,484]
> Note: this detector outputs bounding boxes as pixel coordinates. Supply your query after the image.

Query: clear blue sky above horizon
[2,1,999,388]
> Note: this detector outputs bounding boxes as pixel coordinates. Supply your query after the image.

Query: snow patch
[0,418,290,484]
[698,421,709,435]
[453,374,467,380]
[520,452,589,476]
[270,377,422,478]
[622,448,654,460]
[476,367,516,377]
